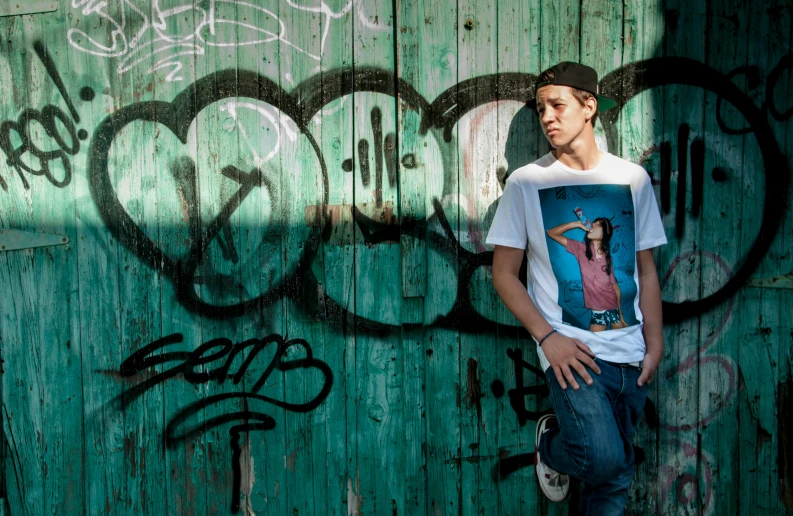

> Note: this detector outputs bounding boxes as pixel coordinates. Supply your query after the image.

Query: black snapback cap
[534,62,617,112]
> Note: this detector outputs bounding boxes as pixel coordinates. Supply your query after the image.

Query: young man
[486,62,666,515]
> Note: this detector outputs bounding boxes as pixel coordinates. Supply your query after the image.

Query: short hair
[570,88,598,125]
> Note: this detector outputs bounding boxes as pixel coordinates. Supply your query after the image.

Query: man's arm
[545,220,588,247]
[492,245,601,390]
[636,248,663,386]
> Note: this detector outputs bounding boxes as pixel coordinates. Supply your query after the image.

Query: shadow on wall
[487,3,793,513]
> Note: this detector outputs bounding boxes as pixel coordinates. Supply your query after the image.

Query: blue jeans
[540,357,648,515]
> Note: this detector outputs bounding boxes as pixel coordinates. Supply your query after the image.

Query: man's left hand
[637,352,661,387]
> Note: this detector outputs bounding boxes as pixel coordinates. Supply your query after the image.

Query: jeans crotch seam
[560,387,588,477]
[615,366,626,403]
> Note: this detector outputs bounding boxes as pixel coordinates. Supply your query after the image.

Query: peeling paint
[346,472,363,516]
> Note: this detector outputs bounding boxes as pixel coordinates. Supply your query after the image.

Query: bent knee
[577,444,631,484]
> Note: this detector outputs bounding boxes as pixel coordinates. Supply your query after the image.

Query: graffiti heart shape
[89,69,329,318]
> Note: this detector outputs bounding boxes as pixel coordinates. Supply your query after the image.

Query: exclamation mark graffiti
[33,41,83,131]
[660,123,706,239]
[0,42,95,191]
[342,107,400,207]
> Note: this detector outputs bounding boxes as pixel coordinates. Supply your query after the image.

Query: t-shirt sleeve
[565,238,585,257]
[635,169,667,251]
[485,177,528,249]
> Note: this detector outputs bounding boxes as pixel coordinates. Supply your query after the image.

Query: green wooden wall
[0,0,791,514]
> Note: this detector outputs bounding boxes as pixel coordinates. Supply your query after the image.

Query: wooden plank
[151,8,208,513]
[416,0,462,513]
[395,0,428,512]
[0,18,49,503]
[652,0,709,514]
[0,15,46,516]
[734,0,788,513]
[94,7,172,513]
[580,0,623,153]
[279,2,327,515]
[616,0,664,513]
[456,0,500,514]
[495,0,543,514]
[33,12,86,515]
[769,4,793,515]
[312,2,355,514]
[71,23,126,516]
[696,0,756,513]
[348,1,407,512]
[398,0,428,302]
[193,11,244,513]
[228,2,288,514]
[539,0,580,69]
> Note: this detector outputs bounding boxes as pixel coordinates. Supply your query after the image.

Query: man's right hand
[542,333,601,390]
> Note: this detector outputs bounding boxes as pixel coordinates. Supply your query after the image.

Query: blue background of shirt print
[538,183,639,329]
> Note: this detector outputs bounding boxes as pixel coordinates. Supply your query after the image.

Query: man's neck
[552,129,602,170]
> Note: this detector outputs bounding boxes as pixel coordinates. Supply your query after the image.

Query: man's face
[535,85,590,148]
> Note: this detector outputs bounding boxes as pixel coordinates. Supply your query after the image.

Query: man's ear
[585,96,598,121]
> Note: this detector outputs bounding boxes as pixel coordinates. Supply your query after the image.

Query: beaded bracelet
[538,329,558,346]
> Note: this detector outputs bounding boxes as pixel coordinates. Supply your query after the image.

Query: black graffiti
[82,55,788,328]
[114,332,333,513]
[89,69,330,321]
[501,348,551,426]
[0,42,92,191]
[715,54,793,131]
[767,55,793,122]
[346,107,399,206]
[655,123,707,239]
[87,67,504,335]
[599,57,789,324]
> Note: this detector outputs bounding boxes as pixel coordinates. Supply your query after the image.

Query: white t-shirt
[486,151,667,372]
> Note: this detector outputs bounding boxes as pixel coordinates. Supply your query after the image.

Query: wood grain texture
[0,1,790,514]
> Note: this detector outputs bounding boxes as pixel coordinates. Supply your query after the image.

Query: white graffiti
[67,0,358,82]
[219,99,298,167]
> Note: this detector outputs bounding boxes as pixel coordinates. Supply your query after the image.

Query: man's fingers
[562,365,581,390]
[571,361,593,386]
[577,354,601,375]
[638,365,658,386]
[553,367,568,390]
[574,339,596,358]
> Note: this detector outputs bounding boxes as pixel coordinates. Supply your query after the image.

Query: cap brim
[596,95,617,112]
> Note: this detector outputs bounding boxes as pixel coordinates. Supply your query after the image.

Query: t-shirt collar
[547,151,609,176]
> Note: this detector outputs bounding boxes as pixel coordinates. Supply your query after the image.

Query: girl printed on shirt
[546,217,627,332]
[538,184,639,332]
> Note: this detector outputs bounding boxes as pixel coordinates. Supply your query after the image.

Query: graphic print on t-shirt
[539,184,638,332]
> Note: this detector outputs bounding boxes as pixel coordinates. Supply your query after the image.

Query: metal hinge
[0,229,69,252]
[0,1,58,17]
[747,273,793,290]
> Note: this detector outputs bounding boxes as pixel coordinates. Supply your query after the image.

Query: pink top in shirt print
[564,239,619,311]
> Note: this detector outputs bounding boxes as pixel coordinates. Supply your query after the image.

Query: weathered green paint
[0,1,791,514]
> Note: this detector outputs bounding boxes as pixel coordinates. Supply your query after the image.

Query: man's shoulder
[506,153,556,184]
[607,153,648,177]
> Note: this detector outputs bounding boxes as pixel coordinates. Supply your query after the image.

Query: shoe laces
[545,470,568,488]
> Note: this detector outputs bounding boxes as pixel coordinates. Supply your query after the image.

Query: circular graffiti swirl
[599,58,789,324]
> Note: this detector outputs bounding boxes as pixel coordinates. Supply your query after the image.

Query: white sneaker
[534,414,570,502]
